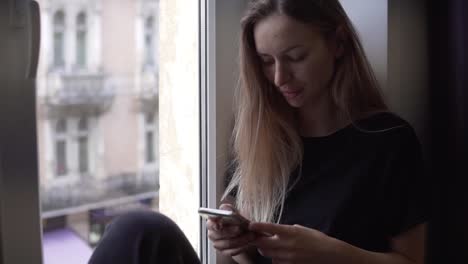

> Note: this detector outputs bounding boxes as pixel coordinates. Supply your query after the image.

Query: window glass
[76,12,87,68]
[55,140,67,176]
[35,1,198,264]
[53,10,65,67]
[144,16,154,67]
[145,130,155,163]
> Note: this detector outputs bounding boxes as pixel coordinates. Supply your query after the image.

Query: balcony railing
[41,170,159,217]
[44,72,115,117]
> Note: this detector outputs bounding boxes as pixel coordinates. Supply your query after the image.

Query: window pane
[55,140,67,176]
[145,131,154,163]
[145,34,154,66]
[76,31,86,67]
[144,16,154,67]
[78,117,88,131]
[53,11,65,67]
[145,112,154,124]
[56,119,67,132]
[54,32,64,67]
[76,12,87,68]
[36,0,200,263]
[78,136,88,173]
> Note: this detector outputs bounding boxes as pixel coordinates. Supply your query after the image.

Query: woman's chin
[285,98,303,108]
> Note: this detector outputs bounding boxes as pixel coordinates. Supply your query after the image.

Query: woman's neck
[297,96,348,138]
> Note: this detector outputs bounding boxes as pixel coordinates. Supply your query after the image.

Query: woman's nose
[274,63,291,87]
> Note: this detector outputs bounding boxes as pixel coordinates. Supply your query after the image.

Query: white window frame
[50,117,94,186]
[200,0,249,263]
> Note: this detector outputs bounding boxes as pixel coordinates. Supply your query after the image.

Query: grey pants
[88,211,201,264]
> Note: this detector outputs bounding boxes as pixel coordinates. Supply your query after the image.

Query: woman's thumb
[219,203,235,211]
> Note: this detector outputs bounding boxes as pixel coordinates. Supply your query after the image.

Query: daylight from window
[35,0,165,263]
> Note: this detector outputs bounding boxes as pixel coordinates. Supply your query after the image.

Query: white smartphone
[198,207,250,227]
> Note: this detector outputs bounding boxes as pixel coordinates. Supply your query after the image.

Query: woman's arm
[249,222,426,264]
[231,246,257,264]
[329,223,426,264]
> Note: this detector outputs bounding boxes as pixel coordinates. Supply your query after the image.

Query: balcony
[136,71,158,113]
[41,170,159,218]
[44,73,115,118]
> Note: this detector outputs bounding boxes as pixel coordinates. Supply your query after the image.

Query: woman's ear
[334,25,346,59]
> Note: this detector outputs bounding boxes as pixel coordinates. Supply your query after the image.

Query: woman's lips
[281,89,302,99]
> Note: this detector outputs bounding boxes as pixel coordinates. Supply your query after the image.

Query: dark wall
[426,0,468,263]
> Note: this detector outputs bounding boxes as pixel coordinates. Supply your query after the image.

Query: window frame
[200,1,249,263]
[50,117,91,184]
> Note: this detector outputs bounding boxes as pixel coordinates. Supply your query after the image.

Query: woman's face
[254,14,339,108]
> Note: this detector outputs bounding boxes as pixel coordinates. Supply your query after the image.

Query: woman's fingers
[258,247,291,261]
[219,203,235,211]
[220,244,251,257]
[205,204,255,256]
[208,224,243,240]
[206,218,221,231]
[212,232,256,251]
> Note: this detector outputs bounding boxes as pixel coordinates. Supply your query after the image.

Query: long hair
[223,0,388,223]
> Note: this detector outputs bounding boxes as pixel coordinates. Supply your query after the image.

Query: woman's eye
[288,54,306,62]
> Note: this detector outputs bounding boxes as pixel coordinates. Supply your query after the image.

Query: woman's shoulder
[353,111,420,145]
[354,111,410,131]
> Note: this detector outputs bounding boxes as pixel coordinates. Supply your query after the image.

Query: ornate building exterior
[36,0,160,248]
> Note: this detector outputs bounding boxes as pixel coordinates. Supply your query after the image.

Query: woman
[89,0,428,263]
[208,0,428,263]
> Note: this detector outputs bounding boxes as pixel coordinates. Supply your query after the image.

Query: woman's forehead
[253,14,323,55]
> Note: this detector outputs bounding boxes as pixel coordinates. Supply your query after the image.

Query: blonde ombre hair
[223,0,388,223]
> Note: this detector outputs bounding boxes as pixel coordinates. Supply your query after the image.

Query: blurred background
[0,0,467,263]
[35,0,160,262]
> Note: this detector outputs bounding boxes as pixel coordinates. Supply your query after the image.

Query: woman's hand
[249,222,336,264]
[207,204,256,257]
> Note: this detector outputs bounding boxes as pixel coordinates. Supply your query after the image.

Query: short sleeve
[383,126,431,237]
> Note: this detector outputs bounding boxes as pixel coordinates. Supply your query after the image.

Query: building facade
[35,0,160,245]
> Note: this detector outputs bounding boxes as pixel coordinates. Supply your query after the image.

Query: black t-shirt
[251,112,430,263]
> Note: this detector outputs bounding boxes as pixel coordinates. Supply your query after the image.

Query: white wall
[340,0,388,91]
[341,0,429,147]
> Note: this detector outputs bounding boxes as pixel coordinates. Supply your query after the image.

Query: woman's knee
[91,210,199,264]
[107,210,179,238]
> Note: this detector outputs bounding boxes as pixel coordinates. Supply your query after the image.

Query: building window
[77,117,89,174]
[53,10,65,68]
[55,119,68,176]
[144,113,156,164]
[144,16,155,67]
[76,12,87,68]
